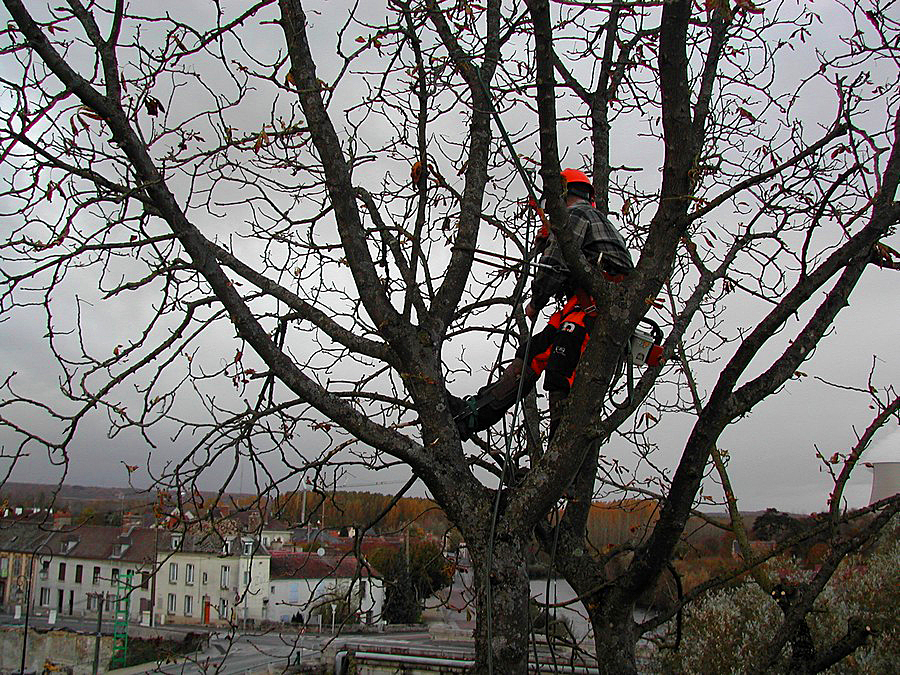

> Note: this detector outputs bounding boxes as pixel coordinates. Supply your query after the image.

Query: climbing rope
[466,63,546,675]
[466,63,650,674]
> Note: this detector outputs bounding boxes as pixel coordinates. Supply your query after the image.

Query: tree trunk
[471,537,531,674]
[589,595,639,675]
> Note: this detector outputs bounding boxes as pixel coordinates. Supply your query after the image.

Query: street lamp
[14,581,25,619]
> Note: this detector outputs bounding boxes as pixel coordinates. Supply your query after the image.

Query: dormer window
[221,540,232,556]
[171,534,182,550]
[242,540,253,556]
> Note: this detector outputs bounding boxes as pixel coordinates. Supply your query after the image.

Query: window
[202,572,208,585]
[39,587,50,607]
[243,570,251,586]
[218,597,228,618]
[75,565,83,584]
[222,540,232,555]
[86,593,95,611]
[171,534,182,550]
[220,565,230,589]
[111,568,119,585]
[92,566,101,584]
[185,563,194,585]
[58,562,66,581]
[40,560,49,579]
[184,595,193,616]
[242,540,253,555]
[359,579,367,595]
[167,593,176,614]
[169,562,178,583]
[141,572,150,590]
[13,558,21,576]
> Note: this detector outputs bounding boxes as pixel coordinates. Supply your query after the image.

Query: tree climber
[451,169,634,441]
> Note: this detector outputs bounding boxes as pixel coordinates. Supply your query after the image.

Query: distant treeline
[270,489,454,535]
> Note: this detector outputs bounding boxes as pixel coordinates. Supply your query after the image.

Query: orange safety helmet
[561,168,594,201]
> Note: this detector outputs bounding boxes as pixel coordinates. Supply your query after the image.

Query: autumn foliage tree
[369,540,453,623]
[1,0,899,673]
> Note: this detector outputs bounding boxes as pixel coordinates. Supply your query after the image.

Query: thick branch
[5,0,427,469]
[208,239,400,368]
[423,0,500,340]
[279,0,409,348]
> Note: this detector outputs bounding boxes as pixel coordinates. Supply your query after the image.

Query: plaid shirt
[531,200,633,311]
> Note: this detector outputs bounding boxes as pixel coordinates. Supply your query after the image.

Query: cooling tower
[867,461,900,504]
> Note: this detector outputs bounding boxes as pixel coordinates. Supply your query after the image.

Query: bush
[312,592,357,625]
[649,540,900,675]
[813,541,900,674]
[110,632,206,669]
[652,583,786,674]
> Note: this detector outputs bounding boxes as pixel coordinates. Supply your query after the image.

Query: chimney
[52,510,72,530]
[122,512,142,529]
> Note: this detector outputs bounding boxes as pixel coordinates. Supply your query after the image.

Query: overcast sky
[0,0,897,515]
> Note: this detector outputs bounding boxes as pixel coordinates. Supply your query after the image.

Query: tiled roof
[263,519,291,532]
[158,529,222,555]
[270,551,373,580]
[291,527,342,544]
[0,522,157,564]
[0,522,56,553]
[158,527,269,557]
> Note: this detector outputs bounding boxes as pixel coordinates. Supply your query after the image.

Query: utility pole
[90,592,104,675]
[301,488,307,541]
[19,572,31,675]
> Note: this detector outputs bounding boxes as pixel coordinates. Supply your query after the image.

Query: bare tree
[1,0,897,672]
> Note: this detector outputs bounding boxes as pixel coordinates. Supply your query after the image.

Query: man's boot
[449,358,538,440]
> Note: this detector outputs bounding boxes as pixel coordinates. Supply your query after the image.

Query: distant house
[268,551,383,624]
[290,527,343,549]
[0,522,157,621]
[155,529,270,626]
[260,520,292,551]
[289,528,406,558]
[0,523,56,612]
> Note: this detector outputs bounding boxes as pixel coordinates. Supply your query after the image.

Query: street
[1,611,441,674]
[137,633,302,675]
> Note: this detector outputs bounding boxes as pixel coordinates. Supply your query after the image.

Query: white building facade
[268,552,383,625]
[154,531,271,626]
[0,523,156,622]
